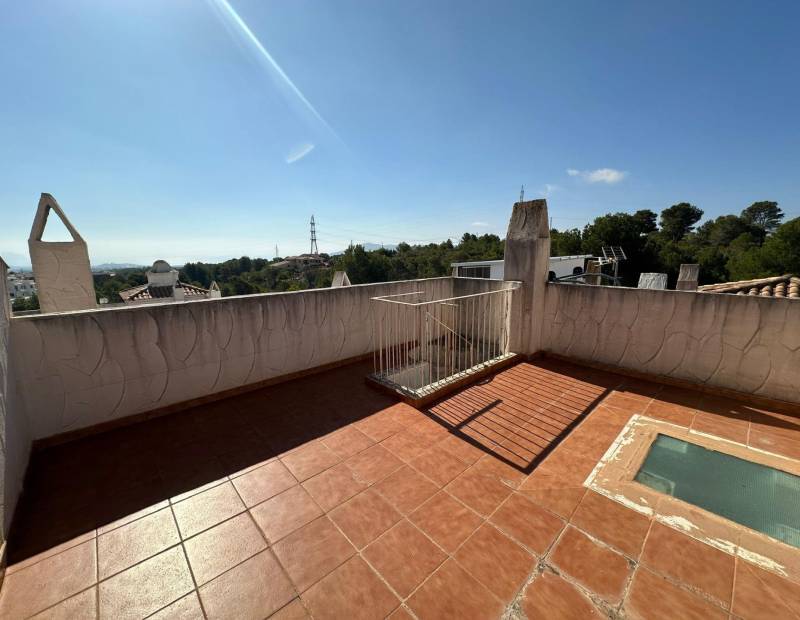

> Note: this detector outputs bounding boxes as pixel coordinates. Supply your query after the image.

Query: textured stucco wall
[542,283,800,403]
[10,278,453,441]
[1,260,31,536]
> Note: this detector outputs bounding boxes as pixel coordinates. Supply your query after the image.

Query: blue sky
[1,0,798,266]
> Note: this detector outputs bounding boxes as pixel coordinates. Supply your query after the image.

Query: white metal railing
[370,286,516,397]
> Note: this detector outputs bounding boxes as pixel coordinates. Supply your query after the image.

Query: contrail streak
[211,0,341,141]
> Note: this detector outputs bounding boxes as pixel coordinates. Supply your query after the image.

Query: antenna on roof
[519,185,525,202]
[599,246,627,282]
[310,215,318,255]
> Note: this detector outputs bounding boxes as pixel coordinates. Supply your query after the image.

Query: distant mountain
[330,243,398,256]
[91,263,145,272]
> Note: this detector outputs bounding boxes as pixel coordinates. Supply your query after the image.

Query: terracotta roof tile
[698,275,799,299]
[118,281,210,302]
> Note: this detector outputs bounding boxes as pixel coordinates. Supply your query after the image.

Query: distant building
[271,254,329,270]
[119,260,221,305]
[451,255,594,280]
[7,274,37,301]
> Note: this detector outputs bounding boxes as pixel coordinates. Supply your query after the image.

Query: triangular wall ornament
[28,193,96,313]
[331,271,351,287]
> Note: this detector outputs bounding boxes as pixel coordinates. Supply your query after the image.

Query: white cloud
[540,184,560,197]
[286,143,315,164]
[566,167,628,184]
[471,221,490,228]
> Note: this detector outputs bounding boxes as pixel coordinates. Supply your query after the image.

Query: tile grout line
[166,499,208,620]
[237,484,313,619]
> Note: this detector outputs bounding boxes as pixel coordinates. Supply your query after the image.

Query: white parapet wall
[542,283,800,404]
[8,278,454,442]
[1,260,31,536]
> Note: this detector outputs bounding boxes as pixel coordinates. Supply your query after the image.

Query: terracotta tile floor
[2,358,800,618]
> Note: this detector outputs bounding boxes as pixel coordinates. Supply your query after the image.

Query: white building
[7,275,37,301]
[451,255,594,280]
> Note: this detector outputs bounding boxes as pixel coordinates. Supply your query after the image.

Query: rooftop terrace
[1,198,798,619]
[1,358,799,619]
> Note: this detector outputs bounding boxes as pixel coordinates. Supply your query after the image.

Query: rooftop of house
[1,357,798,619]
[699,274,800,298]
[118,280,211,302]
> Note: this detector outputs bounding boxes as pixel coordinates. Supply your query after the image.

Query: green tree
[550,228,582,256]
[11,293,40,312]
[659,203,703,241]
[741,201,784,233]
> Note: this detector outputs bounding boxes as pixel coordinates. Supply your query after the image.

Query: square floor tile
[302,556,399,620]
[345,445,404,485]
[302,463,366,511]
[380,432,429,462]
[172,482,245,539]
[363,520,447,597]
[446,468,512,517]
[322,427,375,459]
[490,492,564,555]
[640,521,734,607]
[522,572,603,619]
[407,559,503,620]
[732,559,800,619]
[99,546,194,620]
[199,551,295,620]
[231,460,297,507]
[410,449,469,487]
[373,465,438,514]
[98,506,180,579]
[184,512,267,585]
[455,524,535,601]
[626,567,727,620]
[0,539,96,619]
[410,492,483,553]
[469,454,526,487]
[569,491,651,559]
[438,435,487,465]
[251,485,323,543]
[329,489,402,549]
[149,592,204,619]
[269,598,310,620]
[550,526,631,605]
[692,413,749,444]
[28,586,97,619]
[271,517,355,592]
[355,412,404,442]
[280,442,341,482]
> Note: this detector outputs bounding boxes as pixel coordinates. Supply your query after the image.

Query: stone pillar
[504,199,550,355]
[676,264,700,291]
[28,194,96,313]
